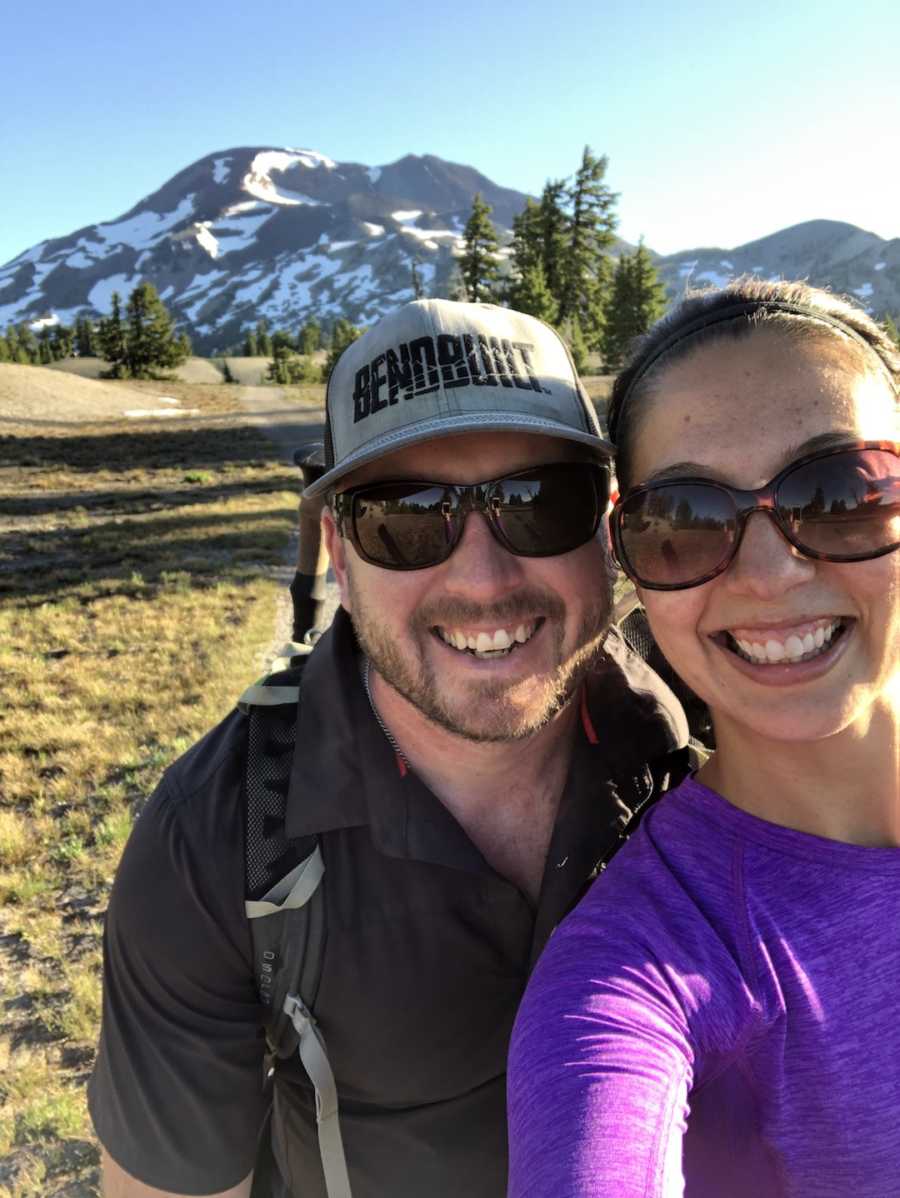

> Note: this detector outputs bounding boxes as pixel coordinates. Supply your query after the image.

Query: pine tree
[538,181,569,306]
[507,262,558,324]
[51,323,74,360]
[243,328,259,356]
[0,332,11,363]
[298,318,321,356]
[272,329,295,354]
[97,293,128,376]
[38,327,54,364]
[509,199,544,278]
[558,316,589,373]
[256,320,272,358]
[74,316,94,357]
[323,319,362,380]
[558,147,618,343]
[601,241,667,370]
[460,193,501,303]
[15,323,39,364]
[884,314,900,348]
[123,282,190,378]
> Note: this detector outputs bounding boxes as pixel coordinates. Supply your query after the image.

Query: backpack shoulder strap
[242,643,353,1198]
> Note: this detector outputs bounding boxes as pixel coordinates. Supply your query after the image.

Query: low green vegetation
[0,386,302,1193]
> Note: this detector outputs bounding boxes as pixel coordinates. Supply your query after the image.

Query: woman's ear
[322,505,352,613]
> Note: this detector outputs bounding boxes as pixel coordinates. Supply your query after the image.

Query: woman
[507,279,900,1197]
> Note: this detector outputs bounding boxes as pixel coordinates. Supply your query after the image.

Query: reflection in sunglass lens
[494,466,603,555]
[619,483,738,587]
[779,449,900,559]
[354,484,453,568]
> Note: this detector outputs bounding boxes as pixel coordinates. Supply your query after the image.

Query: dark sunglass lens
[780,450,900,559]
[353,484,455,568]
[619,483,737,586]
[493,464,605,556]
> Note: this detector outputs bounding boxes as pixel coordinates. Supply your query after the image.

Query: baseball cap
[303,299,613,498]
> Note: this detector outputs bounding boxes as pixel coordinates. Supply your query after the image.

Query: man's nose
[440,511,525,597]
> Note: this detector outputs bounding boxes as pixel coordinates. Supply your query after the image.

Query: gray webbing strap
[244,846,325,919]
[237,684,301,712]
[283,994,353,1198]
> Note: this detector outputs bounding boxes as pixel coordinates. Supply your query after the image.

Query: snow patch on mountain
[242,150,334,207]
[875,261,886,271]
[367,166,382,185]
[88,274,139,313]
[853,282,874,299]
[97,195,196,249]
[194,224,220,258]
[361,222,385,237]
[212,157,232,185]
[287,148,338,171]
[694,268,731,288]
[392,210,423,223]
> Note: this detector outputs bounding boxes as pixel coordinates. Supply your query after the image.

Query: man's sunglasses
[611,442,900,591]
[334,461,610,571]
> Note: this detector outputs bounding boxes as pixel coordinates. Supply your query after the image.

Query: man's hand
[101,1148,252,1198]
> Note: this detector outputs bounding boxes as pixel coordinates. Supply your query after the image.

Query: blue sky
[2,0,898,266]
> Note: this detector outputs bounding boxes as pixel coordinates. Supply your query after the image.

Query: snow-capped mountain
[651,220,900,316]
[1,147,897,353]
[0,147,529,352]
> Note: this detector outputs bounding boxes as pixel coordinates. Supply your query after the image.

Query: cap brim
[303,412,615,498]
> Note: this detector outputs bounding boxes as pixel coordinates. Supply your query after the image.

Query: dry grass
[0,383,301,1193]
[47,356,227,385]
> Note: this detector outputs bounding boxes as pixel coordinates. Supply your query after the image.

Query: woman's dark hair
[609,277,900,493]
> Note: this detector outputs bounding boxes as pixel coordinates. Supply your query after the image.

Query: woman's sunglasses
[334,461,610,571]
[611,442,900,591]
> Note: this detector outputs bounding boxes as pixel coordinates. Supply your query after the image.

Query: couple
[91,285,899,1196]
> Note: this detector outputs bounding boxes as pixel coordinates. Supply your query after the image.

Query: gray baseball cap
[304,299,613,498]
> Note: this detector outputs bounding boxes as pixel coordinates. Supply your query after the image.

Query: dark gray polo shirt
[89,609,687,1195]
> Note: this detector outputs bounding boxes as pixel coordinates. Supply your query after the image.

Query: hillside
[1,147,897,354]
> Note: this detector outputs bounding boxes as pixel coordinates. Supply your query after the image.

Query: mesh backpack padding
[245,695,311,902]
[618,608,715,750]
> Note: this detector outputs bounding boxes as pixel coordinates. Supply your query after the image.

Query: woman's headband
[607,299,889,444]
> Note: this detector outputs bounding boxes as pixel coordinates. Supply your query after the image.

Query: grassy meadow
[0,364,613,1196]
[0,376,323,1195]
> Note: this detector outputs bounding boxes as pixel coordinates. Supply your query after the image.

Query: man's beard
[346,570,613,744]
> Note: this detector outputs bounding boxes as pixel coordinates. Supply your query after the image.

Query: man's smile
[433,620,542,659]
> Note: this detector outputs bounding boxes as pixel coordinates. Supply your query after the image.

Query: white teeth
[438,623,536,655]
[729,619,844,665]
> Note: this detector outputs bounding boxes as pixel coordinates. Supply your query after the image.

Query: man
[90,300,689,1197]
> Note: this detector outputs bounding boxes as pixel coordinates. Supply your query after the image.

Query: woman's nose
[723,510,817,597]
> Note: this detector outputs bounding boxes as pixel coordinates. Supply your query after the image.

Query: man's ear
[322,505,352,613]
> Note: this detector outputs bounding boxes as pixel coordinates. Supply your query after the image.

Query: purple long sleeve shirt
[507,777,900,1197]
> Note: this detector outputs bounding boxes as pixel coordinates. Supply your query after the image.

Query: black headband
[607,299,885,444]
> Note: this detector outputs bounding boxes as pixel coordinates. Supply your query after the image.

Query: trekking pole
[291,442,329,643]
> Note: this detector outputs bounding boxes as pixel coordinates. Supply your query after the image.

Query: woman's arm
[507,930,694,1198]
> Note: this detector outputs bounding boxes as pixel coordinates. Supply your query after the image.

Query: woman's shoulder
[529,778,758,1040]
